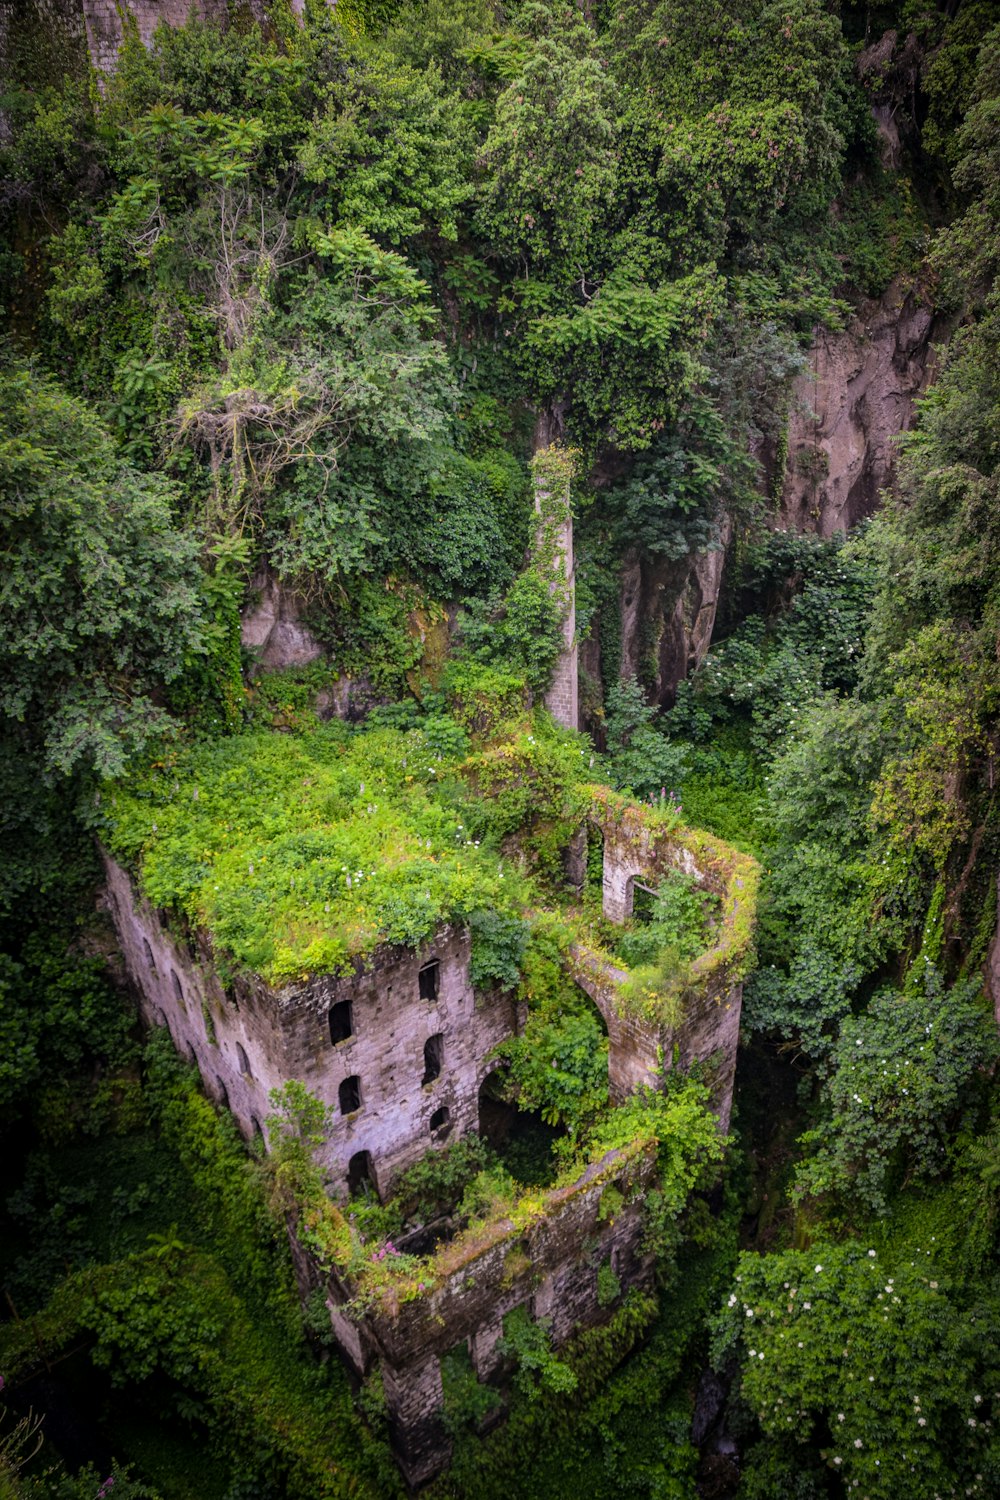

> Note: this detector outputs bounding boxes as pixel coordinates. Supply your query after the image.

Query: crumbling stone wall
[569,790,756,1131]
[104,853,520,1193]
[541,502,578,731]
[316,1142,658,1486]
[82,0,228,75]
[103,782,755,1487]
[105,852,277,1134]
[534,448,579,732]
[262,932,520,1192]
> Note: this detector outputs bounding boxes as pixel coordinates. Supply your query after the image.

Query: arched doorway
[348,1150,376,1199]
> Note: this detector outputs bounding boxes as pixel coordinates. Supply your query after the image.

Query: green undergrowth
[104,709,754,1000]
[0,1035,398,1498]
[103,717,550,983]
[269,1077,725,1316]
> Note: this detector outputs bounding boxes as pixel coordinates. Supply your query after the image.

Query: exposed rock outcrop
[778,276,944,537]
[615,523,730,710]
[241,571,324,672]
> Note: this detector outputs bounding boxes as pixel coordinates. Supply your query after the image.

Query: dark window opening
[236,1042,252,1076]
[348,1150,376,1197]
[339,1075,362,1115]
[251,1115,264,1143]
[142,938,156,973]
[430,1105,451,1136]
[216,1078,230,1112]
[171,969,184,1002]
[418,961,439,1002]
[478,1069,562,1187]
[631,882,657,924]
[422,1033,444,1085]
[329,1000,354,1045]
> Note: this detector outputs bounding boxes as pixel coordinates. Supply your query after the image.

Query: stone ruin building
[104,786,757,1487]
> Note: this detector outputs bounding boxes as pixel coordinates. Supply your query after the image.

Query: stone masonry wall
[542,504,579,731]
[105,853,279,1135]
[534,452,579,732]
[104,854,520,1195]
[321,1143,658,1486]
[82,0,228,75]
[262,933,520,1193]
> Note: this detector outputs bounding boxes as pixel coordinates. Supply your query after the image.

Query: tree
[0,360,204,777]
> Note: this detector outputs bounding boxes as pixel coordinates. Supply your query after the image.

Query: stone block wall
[82,0,228,75]
[105,852,278,1137]
[318,1143,658,1486]
[573,790,757,1132]
[542,504,579,731]
[261,931,519,1193]
[104,854,520,1194]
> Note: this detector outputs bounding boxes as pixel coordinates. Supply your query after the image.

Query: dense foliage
[5,1,1000,1498]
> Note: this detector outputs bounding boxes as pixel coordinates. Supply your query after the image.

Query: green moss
[105,721,527,984]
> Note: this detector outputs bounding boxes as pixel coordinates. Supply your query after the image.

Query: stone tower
[532,444,578,731]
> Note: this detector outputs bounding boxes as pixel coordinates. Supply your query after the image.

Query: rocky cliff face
[616,526,730,710]
[777,275,945,537]
[612,275,943,706]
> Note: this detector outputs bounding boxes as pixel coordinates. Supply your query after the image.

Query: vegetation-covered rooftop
[105,717,535,983]
[105,706,756,1001]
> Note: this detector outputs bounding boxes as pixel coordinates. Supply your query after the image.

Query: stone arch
[477,1067,515,1152]
[236,1042,252,1076]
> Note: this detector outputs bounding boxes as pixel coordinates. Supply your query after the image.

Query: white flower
[803,1302,812,1310]
[868,1250,877,1257]
[854,1439,863,1448]
[918,1417,927,1426]
[838,1413,845,1422]
[815,1265,824,1273]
